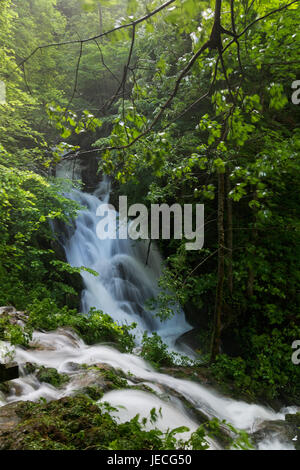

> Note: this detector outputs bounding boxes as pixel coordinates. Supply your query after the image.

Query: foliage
[35,366,70,388]
[90,0,300,401]
[0,0,299,406]
[141,332,174,368]
[211,355,253,397]
[28,301,136,353]
[0,316,32,348]
[140,332,194,368]
[0,164,80,311]
[0,395,252,450]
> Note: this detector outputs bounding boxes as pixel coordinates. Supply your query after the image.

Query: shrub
[141,332,174,367]
[27,300,136,353]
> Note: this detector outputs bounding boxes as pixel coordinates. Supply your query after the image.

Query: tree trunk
[211,171,225,362]
[247,190,258,297]
[226,171,233,295]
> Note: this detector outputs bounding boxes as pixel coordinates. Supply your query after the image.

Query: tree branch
[62,0,299,159]
[17,0,176,68]
[222,0,300,54]
[65,42,83,112]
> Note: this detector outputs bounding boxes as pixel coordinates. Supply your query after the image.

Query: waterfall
[63,178,193,349]
[0,167,298,450]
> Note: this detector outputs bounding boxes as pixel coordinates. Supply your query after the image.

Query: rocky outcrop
[0,402,21,434]
[0,306,28,326]
[285,413,300,450]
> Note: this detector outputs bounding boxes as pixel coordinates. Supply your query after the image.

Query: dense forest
[0,0,299,452]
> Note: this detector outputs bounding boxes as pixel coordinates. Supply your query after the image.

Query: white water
[0,173,297,450]
[0,329,296,449]
[63,178,192,348]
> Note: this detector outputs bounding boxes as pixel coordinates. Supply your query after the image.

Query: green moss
[0,315,32,347]
[100,369,128,389]
[36,367,70,388]
[0,396,183,450]
[79,386,104,401]
[82,364,129,390]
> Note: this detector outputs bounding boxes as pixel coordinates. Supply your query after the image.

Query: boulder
[0,402,21,433]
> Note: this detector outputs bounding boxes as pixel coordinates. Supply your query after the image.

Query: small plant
[0,341,15,364]
[0,316,32,347]
[141,332,174,367]
[211,355,252,392]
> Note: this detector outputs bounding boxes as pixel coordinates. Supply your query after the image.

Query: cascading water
[63,177,192,348]
[0,329,297,450]
[0,166,298,450]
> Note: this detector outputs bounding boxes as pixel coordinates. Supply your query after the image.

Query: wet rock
[8,381,24,398]
[0,381,10,395]
[182,301,211,331]
[176,328,203,353]
[23,362,37,375]
[71,369,108,390]
[252,419,297,449]
[80,155,101,193]
[0,306,28,326]
[61,362,83,373]
[0,402,21,433]
[29,327,80,350]
[56,327,81,344]
[77,365,128,393]
[0,306,16,316]
[285,412,300,450]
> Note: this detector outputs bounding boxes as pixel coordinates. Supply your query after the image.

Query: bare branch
[230,0,244,76]
[21,64,33,96]
[94,39,121,84]
[66,42,83,113]
[160,56,220,132]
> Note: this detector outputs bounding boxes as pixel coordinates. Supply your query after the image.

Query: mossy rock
[24,363,70,389]
[285,412,300,450]
[0,396,183,450]
[99,368,128,390]
[81,364,128,391]
[78,385,104,401]
[36,366,69,388]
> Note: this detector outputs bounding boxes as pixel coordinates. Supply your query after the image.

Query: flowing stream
[0,165,298,450]
[63,177,192,348]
